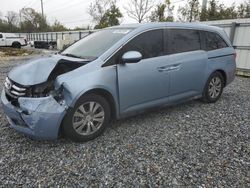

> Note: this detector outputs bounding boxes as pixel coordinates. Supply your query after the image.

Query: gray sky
[0,0,245,29]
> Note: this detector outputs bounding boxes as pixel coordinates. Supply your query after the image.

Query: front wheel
[202,72,224,103]
[62,94,111,142]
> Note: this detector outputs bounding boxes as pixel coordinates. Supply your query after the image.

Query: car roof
[110,22,224,33]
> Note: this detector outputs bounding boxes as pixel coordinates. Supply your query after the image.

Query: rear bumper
[0,90,66,140]
[226,62,236,86]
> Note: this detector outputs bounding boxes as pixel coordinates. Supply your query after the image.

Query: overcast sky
[0,0,246,29]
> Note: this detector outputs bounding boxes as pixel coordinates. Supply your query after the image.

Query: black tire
[202,71,224,103]
[62,94,111,142]
[12,42,21,48]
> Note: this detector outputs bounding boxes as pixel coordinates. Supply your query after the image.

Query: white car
[0,33,27,48]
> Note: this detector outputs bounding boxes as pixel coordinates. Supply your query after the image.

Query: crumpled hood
[8,55,88,86]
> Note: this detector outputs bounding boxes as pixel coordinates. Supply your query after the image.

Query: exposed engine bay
[4,56,90,105]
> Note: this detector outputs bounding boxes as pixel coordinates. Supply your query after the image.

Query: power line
[22,0,38,8]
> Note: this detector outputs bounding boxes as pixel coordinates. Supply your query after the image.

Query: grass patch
[0,47,34,57]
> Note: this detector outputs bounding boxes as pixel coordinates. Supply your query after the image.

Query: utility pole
[201,0,208,21]
[202,0,207,10]
[41,0,44,18]
[19,9,22,28]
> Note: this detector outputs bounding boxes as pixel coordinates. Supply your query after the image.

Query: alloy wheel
[208,77,222,99]
[72,102,105,136]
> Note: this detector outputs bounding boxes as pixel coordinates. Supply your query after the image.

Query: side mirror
[122,51,142,64]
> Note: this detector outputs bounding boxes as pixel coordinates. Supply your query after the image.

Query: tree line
[0,0,249,33]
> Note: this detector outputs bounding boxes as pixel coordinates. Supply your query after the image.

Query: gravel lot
[0,55,249,187]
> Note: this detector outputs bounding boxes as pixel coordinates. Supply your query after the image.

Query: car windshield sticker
[113,30,131,34]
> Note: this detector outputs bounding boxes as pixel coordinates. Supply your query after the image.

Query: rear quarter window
[202,31,228,51]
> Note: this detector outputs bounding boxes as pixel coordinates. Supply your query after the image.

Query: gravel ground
[0,56,249,187]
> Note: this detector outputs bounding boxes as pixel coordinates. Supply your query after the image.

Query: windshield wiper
[62,53,82,59]
[60,53,97,62]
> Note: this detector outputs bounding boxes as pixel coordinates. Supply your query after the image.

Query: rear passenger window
[166,29,201,55]
[203,31,228,51]
[0,34,2,38]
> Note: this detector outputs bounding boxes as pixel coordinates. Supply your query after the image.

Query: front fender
[55,65,120,118]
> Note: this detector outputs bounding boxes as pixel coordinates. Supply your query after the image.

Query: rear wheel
[202,72,224,103]
[12,42,21,48]
[62,94,111,142]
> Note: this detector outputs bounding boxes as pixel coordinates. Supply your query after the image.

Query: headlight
[31,82,52,97]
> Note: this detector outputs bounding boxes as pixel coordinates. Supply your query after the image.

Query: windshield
[61,28,132,59]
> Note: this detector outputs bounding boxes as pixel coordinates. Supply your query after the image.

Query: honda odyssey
[0,23,236,142]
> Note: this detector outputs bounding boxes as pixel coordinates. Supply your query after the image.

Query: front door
[115,29,170,114]
[117,56,170,114]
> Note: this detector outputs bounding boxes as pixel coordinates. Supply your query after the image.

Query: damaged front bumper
[0,89,66,140]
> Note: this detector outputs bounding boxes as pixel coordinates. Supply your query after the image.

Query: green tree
[0,11,19,32]
[200,0,239,21]
[73,26,92,31]
[178,0,200,22]
[20,8,50,32]
[149,0,174,22]
[5,11,19,32]
[105,4,123,26]
[95,4,123,29]
[89,0,123,29]
[237,0,250,18]
[51,20,68,31]
[0,11,9,32]
[0,19,9,32]
[218,3,237,20]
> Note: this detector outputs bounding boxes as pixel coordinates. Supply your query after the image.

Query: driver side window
[106,29,164,65]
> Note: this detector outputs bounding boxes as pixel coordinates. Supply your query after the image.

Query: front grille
[4,77,28,101]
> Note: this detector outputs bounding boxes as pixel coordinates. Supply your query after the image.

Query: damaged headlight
[52,83,72,107]
[50,85,67,106]
[27,82,53,98]
[51,85,63,100]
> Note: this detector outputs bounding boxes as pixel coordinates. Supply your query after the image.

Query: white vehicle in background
[0,33,27,48]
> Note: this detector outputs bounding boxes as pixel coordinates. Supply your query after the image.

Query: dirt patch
[0,47,36,57]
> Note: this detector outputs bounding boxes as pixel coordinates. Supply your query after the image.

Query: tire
[202,71,224,103]
[12,42,21,48]
[62,94,111,142]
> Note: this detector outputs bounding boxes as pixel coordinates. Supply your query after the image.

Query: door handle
[169,64,181,71]
[157,64,181,72]
[157,66,170,72]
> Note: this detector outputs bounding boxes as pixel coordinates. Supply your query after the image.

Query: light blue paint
[0,23,236,140]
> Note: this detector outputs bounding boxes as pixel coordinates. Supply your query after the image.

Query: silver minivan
[1,23,236,142]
